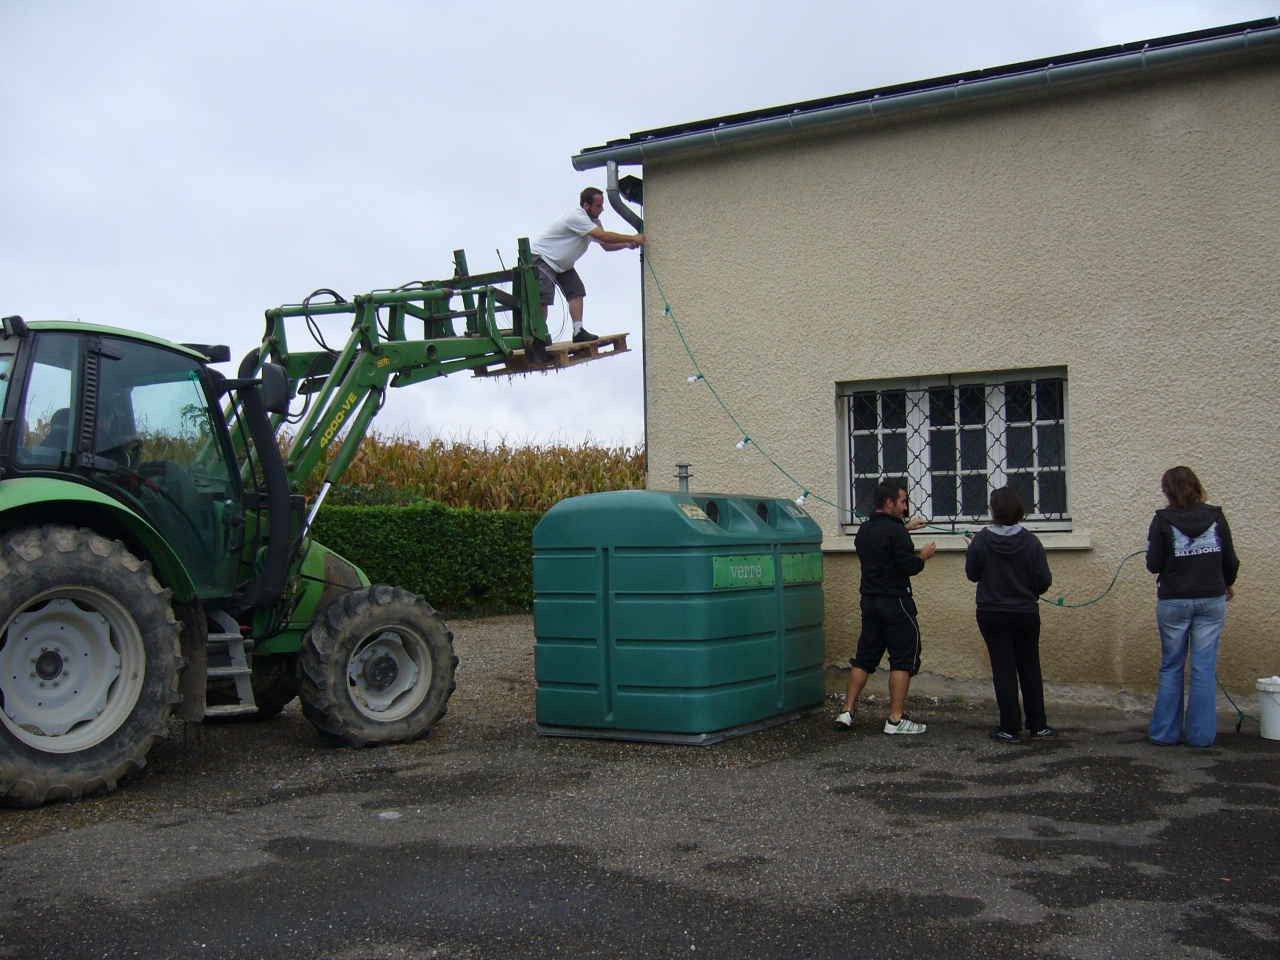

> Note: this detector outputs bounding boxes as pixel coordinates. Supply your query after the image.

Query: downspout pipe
[604,160,649,473]
[606,161,643,232]
[572,21,1280,171]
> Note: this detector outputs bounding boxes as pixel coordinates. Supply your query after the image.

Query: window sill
[822,531,1093,553]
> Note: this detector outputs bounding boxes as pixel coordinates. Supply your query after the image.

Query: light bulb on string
[687,373,703,384]
[796,491,808,506]
[736,437,749,451]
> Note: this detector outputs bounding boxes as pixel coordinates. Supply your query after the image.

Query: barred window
[839,372,1069,532]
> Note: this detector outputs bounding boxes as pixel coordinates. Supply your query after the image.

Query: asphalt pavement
[0,617,1276,960]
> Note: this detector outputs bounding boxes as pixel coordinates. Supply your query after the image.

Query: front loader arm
[247,241,550,496]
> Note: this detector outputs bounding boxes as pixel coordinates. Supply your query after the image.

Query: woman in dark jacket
[965,486,1055,742]
[1145,466,1239,748]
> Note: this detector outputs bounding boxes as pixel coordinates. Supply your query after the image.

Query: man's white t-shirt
[531,207,601,273]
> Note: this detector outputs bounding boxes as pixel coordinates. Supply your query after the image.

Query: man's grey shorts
[534,257,586,306]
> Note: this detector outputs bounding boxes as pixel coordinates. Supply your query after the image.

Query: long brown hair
[1161,466,1206,509]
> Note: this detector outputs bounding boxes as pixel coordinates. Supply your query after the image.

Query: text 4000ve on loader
[0,242,627,806]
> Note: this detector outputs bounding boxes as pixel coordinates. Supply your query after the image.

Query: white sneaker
[834,708,855,731]
[883,715,926,735]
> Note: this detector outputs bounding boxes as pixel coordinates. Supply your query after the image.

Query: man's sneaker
[834,707,856,731]
[1029,726,1059,739]
[989,728,1017,743]
[572,328,599,343]
[883,715,926,735]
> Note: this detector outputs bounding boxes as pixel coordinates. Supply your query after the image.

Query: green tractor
[0,242,625,806]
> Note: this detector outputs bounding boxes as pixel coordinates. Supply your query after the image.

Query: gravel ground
[0,613,541,846]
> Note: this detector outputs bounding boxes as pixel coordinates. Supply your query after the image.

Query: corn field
[294,432,646,512]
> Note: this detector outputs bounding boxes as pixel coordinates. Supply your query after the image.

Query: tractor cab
[1,321,246,599]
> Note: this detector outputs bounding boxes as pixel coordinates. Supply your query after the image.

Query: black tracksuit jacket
[854,511,924,596]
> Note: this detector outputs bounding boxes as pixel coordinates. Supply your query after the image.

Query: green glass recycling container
[533,490,825,742]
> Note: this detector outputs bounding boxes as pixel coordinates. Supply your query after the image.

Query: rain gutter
[572,20,1280,171]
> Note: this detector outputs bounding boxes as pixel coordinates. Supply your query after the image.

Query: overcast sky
[2,1,1272,447]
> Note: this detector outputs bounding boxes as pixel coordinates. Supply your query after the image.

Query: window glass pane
[1036,379,1064,421]
[0,353,13,414]
[962,474,988,516]
[959,385,985,425]
[1039,471,1067,515]
[854,478,878,518]
[883,432,907,474]
[960,427,986,471]
[928,387,954,426]
[929,429,956,471]
[853,433,879,475]
[1006,425,1033,469]
[1036,423,1064,468]
[1008,472,1034,510]
[851,393,877,432]
[930,474,956,516]
[1005,381,1032,423]
[16,334,77,467]
[882,391,906,430]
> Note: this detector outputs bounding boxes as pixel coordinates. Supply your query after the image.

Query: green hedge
[309,502,541,616]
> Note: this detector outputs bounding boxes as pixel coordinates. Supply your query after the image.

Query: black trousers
[976,609,1047,734]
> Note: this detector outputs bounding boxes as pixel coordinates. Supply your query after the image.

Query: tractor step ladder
[472,332,629,377]
[204,609,258,717]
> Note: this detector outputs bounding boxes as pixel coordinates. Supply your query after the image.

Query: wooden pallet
[472,332,629,377]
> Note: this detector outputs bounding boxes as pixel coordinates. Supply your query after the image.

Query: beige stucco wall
[638,56,1280,699]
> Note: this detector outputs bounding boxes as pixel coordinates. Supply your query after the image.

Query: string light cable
[645,251,977,530]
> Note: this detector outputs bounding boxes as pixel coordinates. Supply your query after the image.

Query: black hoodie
[1146,503,1238,600]
[965,526,1053,612]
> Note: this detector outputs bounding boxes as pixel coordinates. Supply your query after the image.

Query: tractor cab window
[0,351,13,416]
[95,338,245,598]
[14,334,77,468]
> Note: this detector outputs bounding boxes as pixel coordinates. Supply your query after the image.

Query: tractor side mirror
[260,363,291,416]
[1,315,29,340]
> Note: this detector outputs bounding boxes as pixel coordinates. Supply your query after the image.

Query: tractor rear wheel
[297,585,456,747]
[0,526,182,807]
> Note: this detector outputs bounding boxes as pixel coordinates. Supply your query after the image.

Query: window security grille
[843,376,1068,530]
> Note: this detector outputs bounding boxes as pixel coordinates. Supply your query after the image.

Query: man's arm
[588,225,645,248]
[890,527,929,576]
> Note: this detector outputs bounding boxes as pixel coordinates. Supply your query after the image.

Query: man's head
[873,480,909,519]
[580,187,604,218]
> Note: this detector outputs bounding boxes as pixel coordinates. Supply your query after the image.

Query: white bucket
[1258,677,1280,741]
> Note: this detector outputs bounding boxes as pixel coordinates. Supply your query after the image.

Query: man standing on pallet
[835,480,936,735]
[531,187,645,343]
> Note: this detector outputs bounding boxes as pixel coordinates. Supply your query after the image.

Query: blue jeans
[1149,596,1226,747]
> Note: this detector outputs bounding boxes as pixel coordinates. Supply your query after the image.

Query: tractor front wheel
[0,526,182,807]
[297,585,457,747]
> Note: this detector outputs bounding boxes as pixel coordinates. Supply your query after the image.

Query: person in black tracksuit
[835,480,936,735]
[965,486,1055,742]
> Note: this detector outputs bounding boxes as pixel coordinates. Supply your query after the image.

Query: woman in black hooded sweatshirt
[965,486,1055,742]
[1145,465,1238,748]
